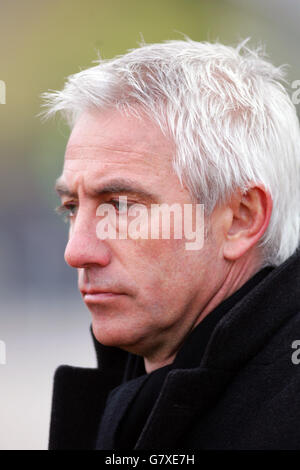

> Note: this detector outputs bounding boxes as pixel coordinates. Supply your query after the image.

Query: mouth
[80,289,126,304]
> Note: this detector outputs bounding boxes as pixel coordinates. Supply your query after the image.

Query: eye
[55,203,78,222]
[109,199,129,214]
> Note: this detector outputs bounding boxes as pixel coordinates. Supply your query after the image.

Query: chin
[91,319,141,352]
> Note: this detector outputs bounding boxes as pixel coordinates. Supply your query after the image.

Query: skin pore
[56,107,272,373]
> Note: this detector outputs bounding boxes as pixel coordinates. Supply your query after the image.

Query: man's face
[57,108,225,362]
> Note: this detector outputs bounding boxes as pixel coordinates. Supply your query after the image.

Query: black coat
[48,250,300,450]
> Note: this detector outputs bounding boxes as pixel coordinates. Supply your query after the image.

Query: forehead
[64,108,174,176]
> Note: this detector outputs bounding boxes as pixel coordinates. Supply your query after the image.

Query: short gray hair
[42,38,300,266]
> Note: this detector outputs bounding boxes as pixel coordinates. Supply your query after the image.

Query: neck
[144,355,176,374]
[195,251,262,326]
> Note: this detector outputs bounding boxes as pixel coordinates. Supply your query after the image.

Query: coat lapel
[135,367,232,449]
[96,374,149,449]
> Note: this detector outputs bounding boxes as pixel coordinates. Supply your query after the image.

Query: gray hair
[42,38,300,266]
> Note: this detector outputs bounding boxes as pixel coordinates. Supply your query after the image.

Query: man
[43,39,300,449]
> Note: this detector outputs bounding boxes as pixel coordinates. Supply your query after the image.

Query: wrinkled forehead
[65,107,174,159]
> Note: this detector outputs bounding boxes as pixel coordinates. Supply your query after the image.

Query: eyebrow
[54,177,157,201]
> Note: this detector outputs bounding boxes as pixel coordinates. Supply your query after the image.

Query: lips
[81,289,121,295]
[80,288,125,304]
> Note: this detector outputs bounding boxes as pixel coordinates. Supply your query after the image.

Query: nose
[64,211,111,268]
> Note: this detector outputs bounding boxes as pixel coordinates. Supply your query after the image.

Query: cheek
[129,237,186,275]
[145,239,218,298]
[129,238,199,301]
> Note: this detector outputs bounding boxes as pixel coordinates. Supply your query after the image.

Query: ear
[222,184,273,261]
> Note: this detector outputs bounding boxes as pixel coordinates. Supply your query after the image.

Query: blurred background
[0,0,300,449]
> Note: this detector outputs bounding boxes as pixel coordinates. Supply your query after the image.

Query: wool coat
[48,250,300,450]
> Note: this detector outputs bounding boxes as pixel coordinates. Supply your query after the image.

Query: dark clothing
[48,251,300,449]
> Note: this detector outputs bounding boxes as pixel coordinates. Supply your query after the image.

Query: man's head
[42,39,300,370]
